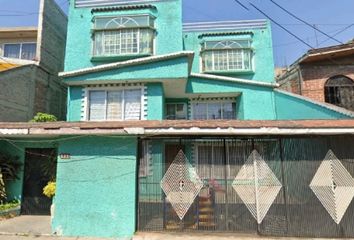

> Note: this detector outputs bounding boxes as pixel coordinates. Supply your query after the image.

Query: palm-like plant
[0,154,22,203]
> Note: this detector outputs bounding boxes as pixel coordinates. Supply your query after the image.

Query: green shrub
[0,200,20,211]
[31,113,57,122]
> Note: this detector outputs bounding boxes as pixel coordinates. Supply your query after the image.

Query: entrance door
[21,148,57,215]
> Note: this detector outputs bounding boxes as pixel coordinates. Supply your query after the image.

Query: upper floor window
[93,15,155,57]
[88,88,142,121]
[192,101,236,120]
[3,43,37,60]
[324,75,354,111]
[166,103,187,120]
[201,40,252,72]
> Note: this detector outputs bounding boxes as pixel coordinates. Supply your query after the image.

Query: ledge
[91,54,152,62]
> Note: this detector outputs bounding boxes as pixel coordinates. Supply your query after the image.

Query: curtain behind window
[4,44,20,58]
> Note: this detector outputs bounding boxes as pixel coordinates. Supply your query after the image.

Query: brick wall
[300,64,354,102]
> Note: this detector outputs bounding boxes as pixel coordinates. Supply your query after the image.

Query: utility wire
[268,0,343,44]
[233,0,250,11]
[318,24,354,46]
[248,2,314,49]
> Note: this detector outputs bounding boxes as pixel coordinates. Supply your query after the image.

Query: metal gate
[137,136,354,238]
[21,148,57,215]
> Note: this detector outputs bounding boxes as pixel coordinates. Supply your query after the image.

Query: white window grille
[3,43,37,60]
[191,101,236,120]
[88,88,142,121]
[201,40,252,72]
[93,15,155,56]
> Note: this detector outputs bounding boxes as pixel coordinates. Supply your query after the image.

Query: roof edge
[275,89,354,118]
[191,73,279,88]
[59,51,195,78]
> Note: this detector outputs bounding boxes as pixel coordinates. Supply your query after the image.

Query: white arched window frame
[201,39,253,72]
[93,15,155,57]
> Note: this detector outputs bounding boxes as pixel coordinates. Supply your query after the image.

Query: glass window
[89,91,106,121]
[166,103,187,120]
[192,101,236,120]
[93,15,155,57]
[21,43,37,60]
[3,43,36,60]
[4,44,21,59]
[88,88,142,121]
[202,40,253,72]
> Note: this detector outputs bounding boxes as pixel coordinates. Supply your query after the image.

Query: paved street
[0,217,353,240]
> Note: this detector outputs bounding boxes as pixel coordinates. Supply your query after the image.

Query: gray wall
[0,0,68,122]
[0,65,66,122]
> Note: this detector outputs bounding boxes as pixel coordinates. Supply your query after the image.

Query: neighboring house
[0,0,67,122]
[1,0,354,239]
[277,40,354,111]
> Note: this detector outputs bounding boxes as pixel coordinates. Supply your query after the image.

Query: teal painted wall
[65,0,183,72]
[274,91,350,119]
[65,57,190,83]
[52,136,138,238]
[183,22,275,83]
[186,76,276,120]
[67,86,83,122]
[147,83,164,120]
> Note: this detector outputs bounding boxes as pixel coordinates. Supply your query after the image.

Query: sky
[0,0,353,67]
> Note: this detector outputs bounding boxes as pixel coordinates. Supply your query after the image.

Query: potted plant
[43,181,56,220]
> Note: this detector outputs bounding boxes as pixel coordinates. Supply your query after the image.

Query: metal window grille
[324,75,354,111]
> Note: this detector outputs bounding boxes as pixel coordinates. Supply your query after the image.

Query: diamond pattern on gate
[232,150,282,224]
[310,150,354,224]
[160,150,204,220]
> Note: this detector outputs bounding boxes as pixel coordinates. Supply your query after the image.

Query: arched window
[324,75,354,111]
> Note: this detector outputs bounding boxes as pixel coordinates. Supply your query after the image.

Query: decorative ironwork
[160,150,203,220]
[232,150,282,224]
[310,150,354,224]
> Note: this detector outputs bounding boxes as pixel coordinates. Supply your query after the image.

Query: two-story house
[0,0,67,121]
[1,0,354,239]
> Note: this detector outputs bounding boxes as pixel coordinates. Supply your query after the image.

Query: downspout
[297,65,303,95]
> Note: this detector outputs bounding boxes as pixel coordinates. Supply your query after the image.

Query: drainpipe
[297,66,304,95]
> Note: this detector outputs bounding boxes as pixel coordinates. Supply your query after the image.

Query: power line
[248,2,314,49]
[318,24,354,46]
[233,0,250,11]
[268,0,343,45]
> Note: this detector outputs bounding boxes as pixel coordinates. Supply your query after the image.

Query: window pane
[243,50,252,70]
[193,103,207,120]
[202,51,213,72]
[139,29,154,54]
[166,104,176,120]
[124,89,141,120]
[175,103,187,119]
[213,50,228,71]
[121,29,138,54]
[95,16,150,29]
[107,91,122,120]
[223,102,236,119]
[228,49,243,70]
[21,43,36,60]
[89,91,106,120]
[4,44,20,58]
[208,103,222,119]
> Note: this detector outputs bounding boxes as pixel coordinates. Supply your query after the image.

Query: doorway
[21,148,57,215]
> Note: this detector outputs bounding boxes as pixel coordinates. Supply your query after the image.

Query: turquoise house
[1,0,354,239]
